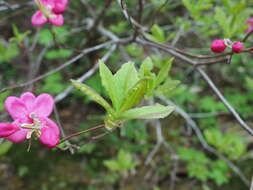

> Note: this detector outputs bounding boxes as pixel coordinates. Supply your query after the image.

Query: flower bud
[232,42,244,53]
[211,40,226,53]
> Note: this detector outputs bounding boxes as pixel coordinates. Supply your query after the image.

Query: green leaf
[139,57,156,97]
[52,26,69,43]
[9,24,31,44]
[0,42,19,63]
[71,79,114,114]
[119,78,148,112]
[119,104,174,120]
[156,79,180,95]
[38,29,53,46]
[149,24,167,43]
[114,62,139,108]
[0,141,12,156]
[126,45,144,57]
[0,91,11,111]
[139,57,154,77]
[104,149,137,171]
[155,58,173,86]
[99,60,120,110]
[104,160,120,171]
[45,49,72,60]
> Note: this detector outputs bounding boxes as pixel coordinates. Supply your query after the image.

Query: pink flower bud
[53,0,68,14]
[232,42,244,53]
[211,40,227,53]
[49,14,64,26]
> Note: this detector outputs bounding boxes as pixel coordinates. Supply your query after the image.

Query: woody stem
[59,124,105,144]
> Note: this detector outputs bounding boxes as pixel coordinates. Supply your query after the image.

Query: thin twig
[55,38,117,102]
[54,105,76,154]
[0,40,114,94]
[197,67,253,136]
[59,124,105,144]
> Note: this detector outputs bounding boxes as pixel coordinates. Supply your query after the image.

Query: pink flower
[210,40,227,53]
[246,16,253,33]
[232,42,244,53]
[0,92,60,148]
[31,0,67,27]
[52,0,68,14]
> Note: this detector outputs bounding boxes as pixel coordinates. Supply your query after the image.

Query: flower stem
[59,124,105,144]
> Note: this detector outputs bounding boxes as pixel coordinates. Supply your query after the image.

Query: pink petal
[20,92,36,112]
[4,96,28,120]
[40,0,52,6]
[31,10,48,26]
[33,94,54,117]
[0,123,19,137]
[49,14,64,26]
[52,0,68,14]
[246,26,253,33]
[39,119,60,148]
[6,129,28,143]
[45,118,60,136]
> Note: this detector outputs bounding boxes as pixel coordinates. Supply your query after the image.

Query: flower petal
[53,0,68,14]
[6,129,28,143]
[49,14,64,26]
[20,92,36,112]
[31,10,48,26]
[45,118,60,136]
[246,26,253,33]
[5,96,28,120]
[0,123,19,137]
[33,93,54,117]
[39,119,60,148]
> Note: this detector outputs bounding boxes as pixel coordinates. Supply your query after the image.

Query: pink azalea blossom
[31,0,68,26]
[0,92,60,148]
[232,41,244,53]
[246,16,253,33]
[210,39,227,53]
[52,0,68,14]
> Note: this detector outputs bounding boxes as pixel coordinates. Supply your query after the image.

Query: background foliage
[1,0,253,190]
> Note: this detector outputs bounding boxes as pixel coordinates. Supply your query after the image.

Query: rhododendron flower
[0,92,60,148]
[31,0,68,26]
[232,42,244,53]
[246,16,253,33]
[210,39,227,53]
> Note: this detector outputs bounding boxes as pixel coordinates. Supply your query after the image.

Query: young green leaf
[71,79,114,114]
[114,62,139,108]
[119,104,174,120]
[119,78,148,112]
[139,57,154,77]
[99,60,120,110]
[155,58,173,86]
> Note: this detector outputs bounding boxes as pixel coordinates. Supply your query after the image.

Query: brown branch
[0,40,115,94]
[59,124,105,144]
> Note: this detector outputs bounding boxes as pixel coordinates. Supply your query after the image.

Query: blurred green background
[1,0,253,189]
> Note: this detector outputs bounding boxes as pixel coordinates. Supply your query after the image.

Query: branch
[197,67,253,136]
[55,43,117,102]
[0,40,115,94]
[59,124,105,144]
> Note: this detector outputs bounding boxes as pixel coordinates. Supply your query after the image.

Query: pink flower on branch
[232,42,244,53]
[210,39,227,53]
[31,0,68,26]
[0,92,60,148]
[246,16,253,33]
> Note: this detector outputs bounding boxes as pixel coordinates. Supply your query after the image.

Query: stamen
[21,113,42,139]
